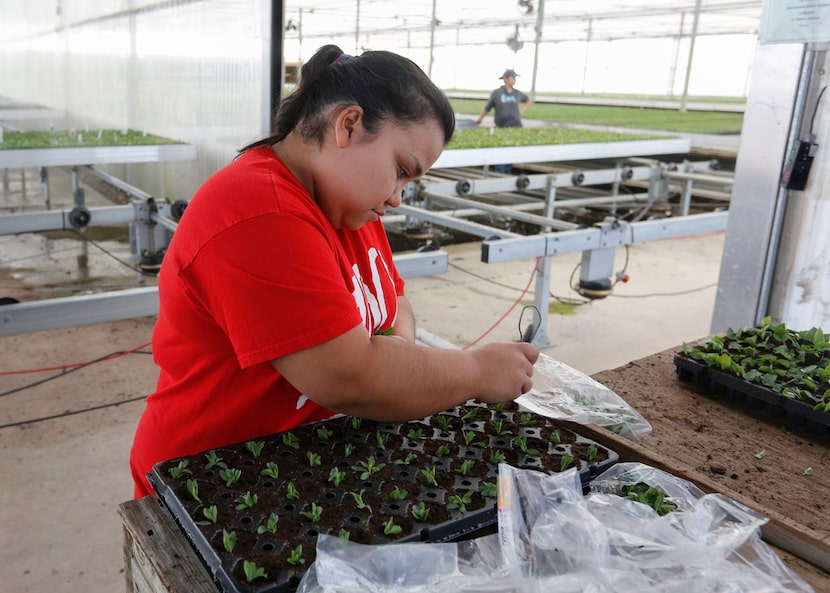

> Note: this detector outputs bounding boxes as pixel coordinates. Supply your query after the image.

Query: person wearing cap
[475,69,532,129]
[475,69,531,173]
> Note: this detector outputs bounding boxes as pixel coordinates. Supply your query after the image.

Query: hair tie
[335,53,353,64]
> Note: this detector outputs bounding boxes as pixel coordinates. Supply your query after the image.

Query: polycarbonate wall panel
[0,0,271,202]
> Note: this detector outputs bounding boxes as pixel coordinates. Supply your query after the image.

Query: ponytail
[242,44,454,152]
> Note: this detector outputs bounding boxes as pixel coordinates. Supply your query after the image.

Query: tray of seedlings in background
[674,317,830,433]
[149,399,619,593]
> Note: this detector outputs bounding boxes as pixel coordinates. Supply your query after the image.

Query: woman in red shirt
[130,45,538,497]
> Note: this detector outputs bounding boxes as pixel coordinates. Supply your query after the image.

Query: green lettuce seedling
[489,451,506,464]
[375,431,390,450]
[350,489,372,513]
[186,479,200,503]
[300,502,323,522]
[352,456,385,480]
[282,432,300,449]
[394,453,417,465]
[383,517,403,536]
[316,425,334,441]
[411,501,430,521]
[421,467,438,487]
[222,529,237,553]
[407,427,425,440]
[218,467,241,487]
[456,459,475,476]
[204,451,227,469]
[286,545,305,566]
[235,491,258,510]
[257,512,279,535]
[245,440,265,458]
[260,462,279,479]
[243,560,268,581]
[168,460,191,479]
[389,486,408,501]
[622,482,677,516]
[448,491,474,513]
[480,482,498,498]
[328,467,346,487]
[196,505,218,526]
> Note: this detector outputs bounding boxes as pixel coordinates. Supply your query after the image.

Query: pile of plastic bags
[297,462,814,593]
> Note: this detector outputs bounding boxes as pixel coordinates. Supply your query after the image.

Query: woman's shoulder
[193,147,308,211]
[174,147,320,247]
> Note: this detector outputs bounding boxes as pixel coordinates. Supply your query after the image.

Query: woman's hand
[468,342,539,402]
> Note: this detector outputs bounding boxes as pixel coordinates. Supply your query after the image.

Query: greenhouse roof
[285,0,763,45]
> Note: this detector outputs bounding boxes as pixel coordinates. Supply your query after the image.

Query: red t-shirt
[130,146,403,497]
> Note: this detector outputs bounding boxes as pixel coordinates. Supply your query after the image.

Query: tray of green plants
[148,399,619,593]
[674,316,830,433]
[0,128,186,149]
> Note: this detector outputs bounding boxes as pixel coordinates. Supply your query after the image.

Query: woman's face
[314,111,445,231]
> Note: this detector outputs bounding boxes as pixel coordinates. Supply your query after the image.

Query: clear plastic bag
[498,462,815,593]
[295,533,515,593]
[517,353,652,439]
[296,462,814,593]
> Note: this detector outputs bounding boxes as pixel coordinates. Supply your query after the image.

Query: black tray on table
[674,353,830,433]
[149,399,619,593]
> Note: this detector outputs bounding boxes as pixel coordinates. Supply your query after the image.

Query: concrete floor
[0,154,728,593]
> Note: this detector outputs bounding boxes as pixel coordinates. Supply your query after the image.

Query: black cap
[499,69,519,79]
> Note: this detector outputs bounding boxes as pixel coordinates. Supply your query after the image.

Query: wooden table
[119,495,216,593]
[118,346,830,593]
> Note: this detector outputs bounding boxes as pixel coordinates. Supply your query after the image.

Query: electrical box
[783,138,819,191]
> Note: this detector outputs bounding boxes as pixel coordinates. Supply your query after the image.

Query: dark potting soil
[149,399,618,593]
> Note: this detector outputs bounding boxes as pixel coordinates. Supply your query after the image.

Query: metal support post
[71,166,84,208]
[530,178,556,347]
[40,166,50,209]
[681,175,694,216]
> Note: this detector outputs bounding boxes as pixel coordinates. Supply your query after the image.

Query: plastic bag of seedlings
[497,462,815,593]
[516,353,652,439]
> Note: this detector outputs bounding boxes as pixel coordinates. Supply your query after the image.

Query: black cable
[448,260,534,293]
[0,348,152,398]
[0,395,147,429]
[64,227,153,276]
[610,282,717,298]
[448,243,710,301]
[449,259,588,306]
[517,304,541,342]
[0,241,82,266]
[809,85,827,135]
[550,290,590,306]
[612,245,630,287]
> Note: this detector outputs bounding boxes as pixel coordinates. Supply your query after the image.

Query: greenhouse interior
[1,1,829,593]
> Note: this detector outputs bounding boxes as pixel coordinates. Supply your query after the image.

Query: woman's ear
[333,105,364,148]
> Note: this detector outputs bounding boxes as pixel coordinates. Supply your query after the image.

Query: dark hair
[243,44,454,151]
